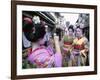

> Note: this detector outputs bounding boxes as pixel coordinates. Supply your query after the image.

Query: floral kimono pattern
[27,46,62,68]
[71,36,89,66]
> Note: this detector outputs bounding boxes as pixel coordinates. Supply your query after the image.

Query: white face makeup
[68,28,74,35]
[75,28,82,37]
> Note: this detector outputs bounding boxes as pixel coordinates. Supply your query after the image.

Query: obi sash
[73,44,85,50]
[64,42,72,45]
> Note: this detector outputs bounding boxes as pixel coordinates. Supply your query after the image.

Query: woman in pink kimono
[23,18,62,68]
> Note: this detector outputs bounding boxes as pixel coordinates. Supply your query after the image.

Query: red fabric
[64,42,72,45]
[74,44,84,50]
[24,17,32,23]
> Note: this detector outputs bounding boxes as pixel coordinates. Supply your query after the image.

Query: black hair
[76,26,84,34]
[68,25,74,32]
[23,21,46,42]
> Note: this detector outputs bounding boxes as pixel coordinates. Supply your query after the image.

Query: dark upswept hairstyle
[68,25,74,32]
[23,19,46,42]
[76,26,84,34]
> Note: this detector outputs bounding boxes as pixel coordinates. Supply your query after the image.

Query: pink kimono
[27,46,62,68]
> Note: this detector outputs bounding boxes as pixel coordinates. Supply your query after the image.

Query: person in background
[61,25,75,67]
[22,17,32,50]
[71,26,89,66]
[43,25,52,47]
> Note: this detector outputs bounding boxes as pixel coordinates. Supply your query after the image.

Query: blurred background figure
[22,17,32,50]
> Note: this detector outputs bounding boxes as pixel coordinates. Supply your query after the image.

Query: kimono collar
[29,46,45,55]
[77,36,83,40]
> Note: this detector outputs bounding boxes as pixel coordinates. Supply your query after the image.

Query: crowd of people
[22,15,89,68]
